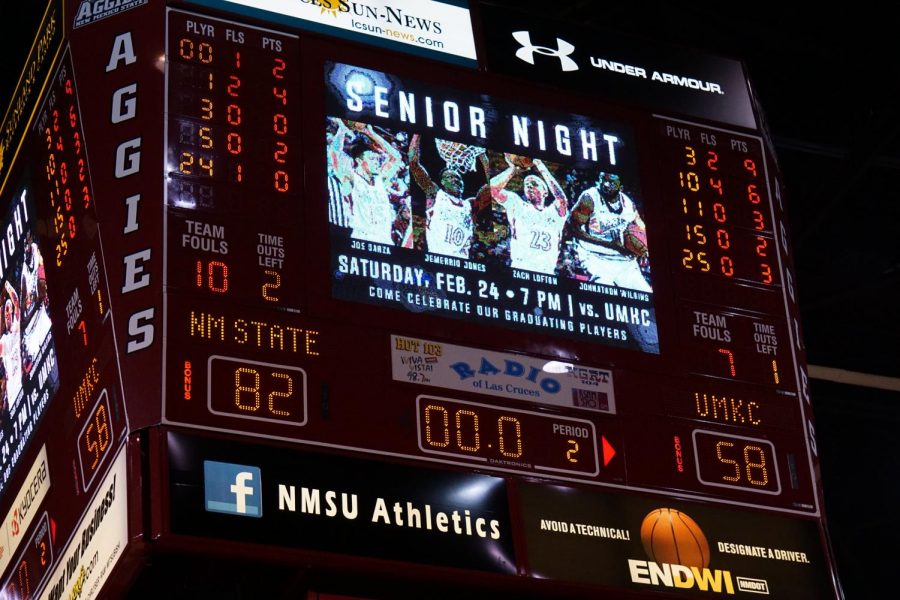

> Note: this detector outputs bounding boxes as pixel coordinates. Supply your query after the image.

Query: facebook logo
[203,461,262,518]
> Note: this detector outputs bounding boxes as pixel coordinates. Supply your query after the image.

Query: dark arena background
[1,1,896,598]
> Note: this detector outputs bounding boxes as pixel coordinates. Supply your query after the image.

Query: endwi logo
[512,31,579,72]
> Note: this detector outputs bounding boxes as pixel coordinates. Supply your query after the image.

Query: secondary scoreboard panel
[0,43,126,600]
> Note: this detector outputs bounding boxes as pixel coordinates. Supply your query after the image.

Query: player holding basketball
[566,172,651,291]
[491,154,569,275]
[408,134,489,258]
[328,118,409,246]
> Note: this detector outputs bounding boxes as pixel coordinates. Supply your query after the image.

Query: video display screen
[0,177,59,496]
[325,62,659,353]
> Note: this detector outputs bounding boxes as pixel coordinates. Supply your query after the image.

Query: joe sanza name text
[332,63,627,167]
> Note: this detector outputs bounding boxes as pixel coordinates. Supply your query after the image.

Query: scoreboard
[161,6,813,510]
[0,1,840,598]
[0,4,128,597]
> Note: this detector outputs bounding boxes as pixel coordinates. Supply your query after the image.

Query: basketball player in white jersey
[19,233,54,377]
[566,172,651,292]
[328,118,408,246]
[491,155,569,275]
[408,134,489,259]
[20,232,47,322]
[326,123,351,229]
[0,281,23,413]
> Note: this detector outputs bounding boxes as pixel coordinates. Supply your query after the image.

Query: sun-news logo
[204,460,263,518]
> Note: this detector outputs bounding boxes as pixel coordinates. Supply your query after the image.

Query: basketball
[504,152,534,169]
[623,222,649,257]
[640,508,710,568]
[436,139,486,173]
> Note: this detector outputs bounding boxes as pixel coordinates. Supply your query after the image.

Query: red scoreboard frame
[0,1,840,598]
[161,7,815,510]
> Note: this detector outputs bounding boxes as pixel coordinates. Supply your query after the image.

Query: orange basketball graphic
[640,508,710,569]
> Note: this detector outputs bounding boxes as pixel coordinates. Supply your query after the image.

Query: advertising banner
[391,334,615,412]
[0,445,49,575]
[168,431,517,573]
[185,0,477,67]
[519,482,834,598]
[480,3,756,129]
[38,448,128,600]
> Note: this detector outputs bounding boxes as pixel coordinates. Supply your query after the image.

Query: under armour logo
[512,31,579,72]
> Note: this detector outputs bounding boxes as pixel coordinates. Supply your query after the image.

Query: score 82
[208,356,307,426]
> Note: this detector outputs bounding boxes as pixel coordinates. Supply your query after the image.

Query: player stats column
[655,119,793,391]
[165,10,302,310]
[619,118,816,512]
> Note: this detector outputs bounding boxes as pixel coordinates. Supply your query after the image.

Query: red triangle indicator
[602,436,616,467]
[50,517,57,543]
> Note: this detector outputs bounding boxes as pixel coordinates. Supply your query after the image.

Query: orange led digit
[498,415,522,458]
[455,409,481,452]
[743,157,758,176]
[234,367,261,412]
[424,404,451,448]
[717,348,736,377]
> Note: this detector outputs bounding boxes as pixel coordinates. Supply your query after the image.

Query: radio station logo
[203,461,262,518]
[630,508,739,595]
